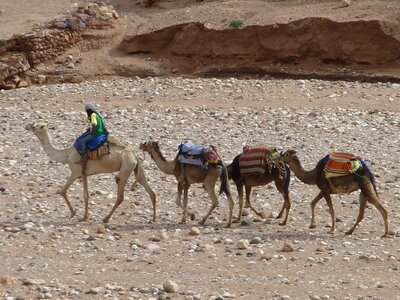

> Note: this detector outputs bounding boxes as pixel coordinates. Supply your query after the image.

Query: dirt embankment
[119,17,400,80]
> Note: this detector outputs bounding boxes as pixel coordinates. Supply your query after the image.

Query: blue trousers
[74,132,98,156]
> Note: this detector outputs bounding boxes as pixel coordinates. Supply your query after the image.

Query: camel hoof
[309,224,316,229]
[224,224,232,228]
[103,218,110,223]
[381,234,389,238]
[278,221,287,226]
[199,219,206,225]
[233,218,241,224]
[345,230,353,235]
[79,217,88,222]
[70,210,76,218]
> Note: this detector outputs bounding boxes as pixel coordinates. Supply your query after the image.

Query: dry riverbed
[1,77,400,299]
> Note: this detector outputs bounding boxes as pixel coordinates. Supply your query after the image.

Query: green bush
[228,20,244,29]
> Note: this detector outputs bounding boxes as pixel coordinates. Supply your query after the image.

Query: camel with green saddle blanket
[280,150,388,237]
[227,146,292,225]
[25,123,157,223]
[139,141,234,227]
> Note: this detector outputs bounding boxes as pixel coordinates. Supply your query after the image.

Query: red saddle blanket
[239,146,277,176]
[324,152,362,178]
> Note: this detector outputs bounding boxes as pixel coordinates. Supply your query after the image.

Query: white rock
[237,239,250,250]
[163,280,179,293]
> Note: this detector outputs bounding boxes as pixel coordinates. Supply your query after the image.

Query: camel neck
[288,156,318,185]
[149,147,176,175]
[37,131,70,164]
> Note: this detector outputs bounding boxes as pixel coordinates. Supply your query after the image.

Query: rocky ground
[1,77,400,299]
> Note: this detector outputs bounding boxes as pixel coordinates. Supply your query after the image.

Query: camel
[280,150,388,237]
[25,123,156,223]
[139,141,234,227]
[227,154,292,225]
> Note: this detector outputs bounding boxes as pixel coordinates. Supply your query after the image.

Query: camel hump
[107,135,127,148]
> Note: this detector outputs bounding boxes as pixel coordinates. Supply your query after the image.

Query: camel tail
[228,155,241,181]
[368,169,379,198]
[360,159,379,197]
[219,164,231,197]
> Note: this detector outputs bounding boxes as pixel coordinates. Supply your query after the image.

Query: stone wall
[0,2,118,89]
[12,30,82,66]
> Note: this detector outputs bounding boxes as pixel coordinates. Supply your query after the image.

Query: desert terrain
[1,1,400,300]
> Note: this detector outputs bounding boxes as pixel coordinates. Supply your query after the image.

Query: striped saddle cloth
[323,152,362,178]
[238,146,280,176]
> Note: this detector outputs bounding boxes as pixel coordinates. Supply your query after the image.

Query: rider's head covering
[84,102,108,132]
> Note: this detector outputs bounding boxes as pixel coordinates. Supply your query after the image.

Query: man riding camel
[74,103,109,165]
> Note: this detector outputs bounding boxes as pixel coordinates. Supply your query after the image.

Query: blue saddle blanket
[177,141,210,167]
[178,141,209,156]
[73,133,108,153]
[87,134,108,151]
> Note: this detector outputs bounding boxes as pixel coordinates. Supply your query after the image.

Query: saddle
[73,134,110,161]
[239,146,281,176]
[87,134,110,160]
[323,152,362,178]
[177,141,221,168]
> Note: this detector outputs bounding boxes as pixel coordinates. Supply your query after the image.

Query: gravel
[0,77,399,299]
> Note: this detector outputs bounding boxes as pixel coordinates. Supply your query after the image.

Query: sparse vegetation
[228,20,244,29]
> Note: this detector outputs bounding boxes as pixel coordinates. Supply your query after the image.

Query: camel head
[25,123,48,139]
[280,149,297,163]
[139,141,159,153]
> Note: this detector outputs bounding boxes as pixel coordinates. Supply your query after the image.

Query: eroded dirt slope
[119,18,400,77]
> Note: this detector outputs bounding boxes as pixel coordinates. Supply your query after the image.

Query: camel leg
[180,185,189,224]
[199,184,219,226]
[130,177,139,191]
[56,172,80,218]
[346,193,367,235]
[79,175,90,221]
[366,194,389,237]
[103,177,127,223]
[176,183,183,208]
[103,167,131,223]
[175,183,195,222]
[244,185,264,219]
[275,176,291,225]
[277,192,291,226]
[134,162,157,222]
[225,188,234,228]
[323,194,336,234]
[309,191,325,229]
[234,183,244,223]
